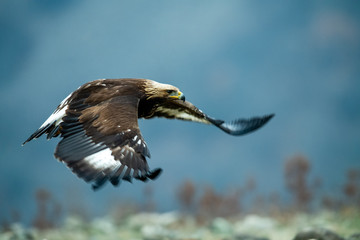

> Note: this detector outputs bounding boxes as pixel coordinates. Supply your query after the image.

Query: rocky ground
[1,210,360,240]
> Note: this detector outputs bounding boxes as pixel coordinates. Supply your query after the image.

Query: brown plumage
[23,78,274,189]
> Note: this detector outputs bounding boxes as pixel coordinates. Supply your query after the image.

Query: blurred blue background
[1,1,359,224]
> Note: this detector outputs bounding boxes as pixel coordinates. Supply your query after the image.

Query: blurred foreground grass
[3,160,360,239]
[1,209,360,240]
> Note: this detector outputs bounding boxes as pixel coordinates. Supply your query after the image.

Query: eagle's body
[24,78,273,189]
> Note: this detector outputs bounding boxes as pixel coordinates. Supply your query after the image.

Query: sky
[1,1,359,224]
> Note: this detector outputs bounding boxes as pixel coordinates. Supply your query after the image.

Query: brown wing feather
[55,81,160,189]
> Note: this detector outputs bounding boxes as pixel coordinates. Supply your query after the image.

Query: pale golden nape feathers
[144,79,181,99]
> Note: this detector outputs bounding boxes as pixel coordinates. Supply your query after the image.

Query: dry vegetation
[1,154,360,239]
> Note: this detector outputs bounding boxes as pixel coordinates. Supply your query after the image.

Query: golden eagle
[23,78,273,189]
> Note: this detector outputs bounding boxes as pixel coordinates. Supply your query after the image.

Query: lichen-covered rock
[210,217,233,234]
[141,224,171,240]
[6,223,37,240]
[234,234,270,240]
[234,215,278,233]
[90,217,116,234]
[293,227,344,240]
[347,233,360,240]
[1,211,359,240]
[127,211,180,229]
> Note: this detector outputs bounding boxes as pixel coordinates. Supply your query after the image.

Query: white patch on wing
[156,106,209,124]
[40,93,72,128]
[84,148,120,171]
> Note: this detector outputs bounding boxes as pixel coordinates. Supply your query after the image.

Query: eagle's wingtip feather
[266,113,275,120]
[261,113,275,125]
[22,123,52,145]
[210,113,275,136]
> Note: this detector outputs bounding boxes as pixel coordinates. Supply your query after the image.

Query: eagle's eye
[166,90,175,94]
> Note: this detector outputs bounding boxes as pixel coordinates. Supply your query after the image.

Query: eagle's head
[144,80,185,101]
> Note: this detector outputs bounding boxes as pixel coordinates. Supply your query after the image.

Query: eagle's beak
[169,91,186,101]
[178,91,185,101]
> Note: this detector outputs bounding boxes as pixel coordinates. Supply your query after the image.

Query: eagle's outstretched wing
[148,99,274,136]
[24,82,161,189]
[58,95,161,189]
